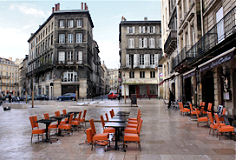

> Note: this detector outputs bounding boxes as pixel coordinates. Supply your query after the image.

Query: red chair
[189,103,200,117]
[58,113,74,135]
[178,102,190,115]
[29,116,45,143]
[196,109,208,127]
[43,113,58,129]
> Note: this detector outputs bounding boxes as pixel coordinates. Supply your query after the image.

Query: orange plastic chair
[80,110,87,129]
[125,118,142,134]
[58,113,74,135]
[71,111,82,130]
[219,108,226,122]
[43,113,58,129]
[29,116,46,143]
[128,109,141,121]
[123,119,143,151]
[196,109,208,127]
[100,115,115,133]
[207,112,219,135]
[178,102,190,115]
[110,110,114,118]
[89,119,109,151]
[62,109,67,115]
[214,113,235,140]
[189,103,200,117]
[105,113,109,121]
[55,111,64,124]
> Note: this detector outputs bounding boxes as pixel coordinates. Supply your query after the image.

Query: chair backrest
[105,113,109,121]
[222,108,226,116]
[68,113,74,124]
[29,116,39,129]
[178,102,183,111]
[44,113,50,120]
[62,109,67,115]
[55,111,60,117]
[214,113,220,125]
[89,119,96,135]
[112,109,115,116]
[207,112,214,124]
[110,110,114,118]
[202,102,206,107]
[100,115,105,129]
[195,109,200,118]
[189,103,193,111]
[207,103,212,111]
[82,110,87,119]
[77,111,82,121]
[137,119,143,134]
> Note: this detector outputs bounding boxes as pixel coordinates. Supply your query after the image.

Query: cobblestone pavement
[0,99,236,160]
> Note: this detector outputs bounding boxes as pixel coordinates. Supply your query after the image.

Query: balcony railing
[164,30,177,54]
[55,60,83,65]
[173,7,235,71]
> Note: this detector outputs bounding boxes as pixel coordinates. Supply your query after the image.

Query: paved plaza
[0,99,236,160]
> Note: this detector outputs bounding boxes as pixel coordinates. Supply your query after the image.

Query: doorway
[129,85,136,97]
[184,77,192,102]
[202,71,214,105]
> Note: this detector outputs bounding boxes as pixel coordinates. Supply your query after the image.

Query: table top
[68,111,79,114]
[51,116,65,120]
[37,119,57,124]
[117,111,130,114]
[108,118,127,122]
[105,122,126,128]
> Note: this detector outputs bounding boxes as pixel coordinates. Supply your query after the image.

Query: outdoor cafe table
[116,111,130,116]
[104,122,127,150]
[67,111,79,119]
[108,117,127,123]
[37,118,57,142]
[50,115,65,136]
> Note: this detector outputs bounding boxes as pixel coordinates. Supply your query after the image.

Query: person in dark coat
[168,89,174,109]
[8,94,12,103]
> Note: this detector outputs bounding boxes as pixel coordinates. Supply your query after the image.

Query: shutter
[137,54,140,66]
[132,26,135,33]
[134,54,138,67]
[126,54,129,67]
[154,54,158,66]
[144,54,150,67]
[147,54,150,66]
[144,38,147,48]
[147,26,150,33]
[59,52,65,62]
[128,39,131,48]
[143,26,145,33]
[139,26,141,33]
[153,26,156,33]
[127,27,129,33]
[132,39,134,48]
[78,51,82,61]
[139,38,142,48]
[216,7,224,42]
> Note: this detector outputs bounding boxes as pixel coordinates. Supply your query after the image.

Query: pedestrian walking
[8,94,12,103]
[168,89,174,109]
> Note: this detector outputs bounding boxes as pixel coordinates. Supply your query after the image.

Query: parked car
[108,91,119,99]
[35,95,49,100]
[20,95,32,101]
[57,93,76,101]
[12,96,20,102]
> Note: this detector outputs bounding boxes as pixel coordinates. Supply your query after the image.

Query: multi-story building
[119,17,162,98]
[101,62,110,95]
[19,55,28,97]
[169,0,236,116]
[160,0,178,100]
[27,3,102,99]
[109,69,119,91]
[0,57,19,96]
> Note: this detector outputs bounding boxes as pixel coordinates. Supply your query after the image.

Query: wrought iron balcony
[164,30,177,54]
[173,7,235,72]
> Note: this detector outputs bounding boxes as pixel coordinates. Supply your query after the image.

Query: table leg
[115,128,119,150]
[45,123,49,142]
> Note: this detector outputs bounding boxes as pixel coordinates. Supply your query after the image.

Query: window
[149,38,155,48]
[59,34,65,44]
[68,34,73,43]
[58,51,65,62]
[140,54,144,65]
[62,71,78,82]
[140,71,145,78]
[139,26,145,33]
[159,38,162,48]
[59,20,64,28]
[128,38,134,48]
[150,54,155,65]
[68,20,74,28]
[127,26,135,34]
[76,51,83,62]
[76,33,82,43]
[150,71,155,78]
[77,19,82,28]
[129,71,134,78]
[66,51,73,61]
[129,54,133,67]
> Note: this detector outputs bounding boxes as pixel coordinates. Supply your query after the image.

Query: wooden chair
[29,116,45,143]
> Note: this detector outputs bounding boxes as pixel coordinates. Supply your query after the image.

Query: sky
[0,0,161,69]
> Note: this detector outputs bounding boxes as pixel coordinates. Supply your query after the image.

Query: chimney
[86,4,88,10]
[52,7,55,13]
[84,3,87,10]
[121,16,126,21]
[81,2,83,10]
[144,17,148,21]
[55,4,58,11]
[57,3,60,11]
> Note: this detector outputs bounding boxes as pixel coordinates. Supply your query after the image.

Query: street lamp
[123,73,126,104]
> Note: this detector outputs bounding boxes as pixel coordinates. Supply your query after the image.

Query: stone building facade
[101,62,110,95]
[119,17,162,98]
[161,0,236,116]
[27,3,102,99]
[0,57,19,96]
[18,55,28,97]
[109,69,119,92]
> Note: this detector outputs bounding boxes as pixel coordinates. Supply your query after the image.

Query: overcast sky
[0,0,161,69]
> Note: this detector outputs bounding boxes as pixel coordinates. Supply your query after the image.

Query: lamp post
[123,73,126,104]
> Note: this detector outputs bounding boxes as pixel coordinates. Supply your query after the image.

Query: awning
[159,75,175,85]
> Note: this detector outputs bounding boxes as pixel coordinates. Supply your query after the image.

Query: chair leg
[31,134,33,143]
[138,142,141,151]
[209,128,211,135]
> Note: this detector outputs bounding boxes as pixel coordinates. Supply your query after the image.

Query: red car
[108,92,119,99]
